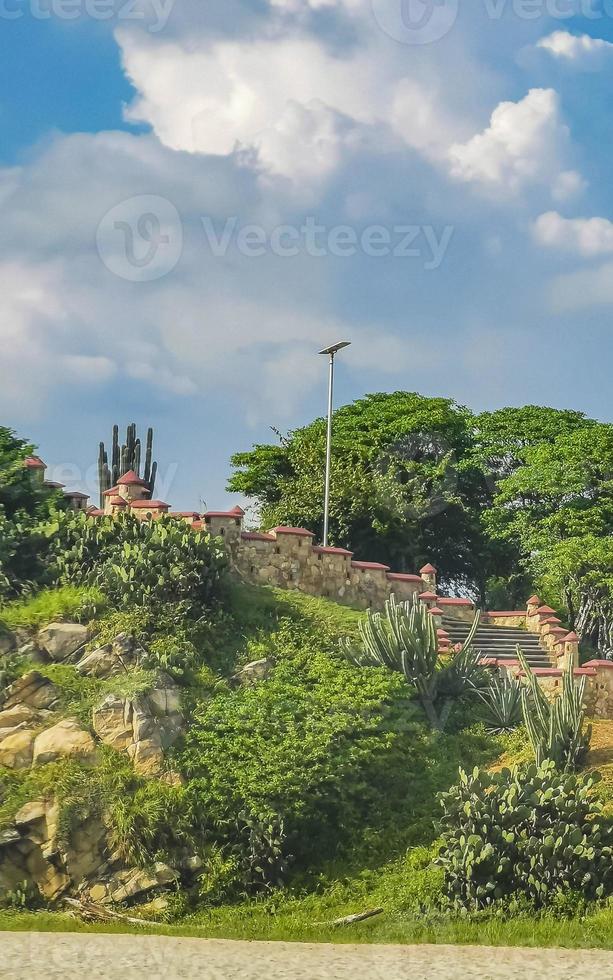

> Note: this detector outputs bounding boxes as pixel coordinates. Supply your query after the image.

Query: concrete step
[441,616,551,668]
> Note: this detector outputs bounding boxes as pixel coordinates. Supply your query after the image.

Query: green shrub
[182,642,412,872]
[436,761,613,912]
[47,512,227,615]
[0,512,50,601]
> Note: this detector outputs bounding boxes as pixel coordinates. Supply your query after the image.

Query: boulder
[126,738,165,777]
[92,696,133,751]
[106,862,178,904]
[233,658,274,686]
[0,729,35,769]
[0,704,39,729]
[37,623,89,663]
[91,681,184,777]
[2,671,60,711]
[13,801,47,827]
[33,718,97,766]
[77,646,120,679]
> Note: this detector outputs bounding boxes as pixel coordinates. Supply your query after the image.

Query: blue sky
[3,0,613,511]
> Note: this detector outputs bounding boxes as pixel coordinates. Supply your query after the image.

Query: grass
[4,902,613,949]
[0,586,106,631]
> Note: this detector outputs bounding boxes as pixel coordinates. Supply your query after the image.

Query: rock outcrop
[92,675,183,776]
[0,797,106,901]
[0,625,187,905]
[37,623,89,663]
[77,633,140,679]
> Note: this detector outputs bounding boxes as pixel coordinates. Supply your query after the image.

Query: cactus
[97,423,158,506]
[437,761,613,912]
[342,594,483,731]
[517,646,591,771]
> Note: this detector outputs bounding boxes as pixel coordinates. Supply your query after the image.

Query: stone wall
[228,524,451,612]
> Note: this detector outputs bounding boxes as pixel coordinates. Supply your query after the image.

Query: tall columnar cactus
[97,423,158,507]
[517,647,592,771]
[342,594,483,731]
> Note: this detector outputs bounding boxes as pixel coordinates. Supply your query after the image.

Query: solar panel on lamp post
[318,341,351,547]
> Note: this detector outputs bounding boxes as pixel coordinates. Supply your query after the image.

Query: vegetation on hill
[1,416,613,946]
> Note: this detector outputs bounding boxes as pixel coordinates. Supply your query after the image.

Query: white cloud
[448,89,578,195]
[533,211,613,256]
[552,169,586,202]
[537,30,613,63]
[0,129,416,425]
[116,21,477,186]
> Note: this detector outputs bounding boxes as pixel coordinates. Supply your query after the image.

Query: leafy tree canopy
[0,427,58,519]
[230,392,487,589]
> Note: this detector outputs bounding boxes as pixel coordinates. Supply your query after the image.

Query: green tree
[486,424,613,650]
[229,392,489,591]
[0,427,61,599]
[0,427,59,519]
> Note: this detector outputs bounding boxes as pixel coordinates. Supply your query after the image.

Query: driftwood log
[63,897,157,927]
[315,907,384,927]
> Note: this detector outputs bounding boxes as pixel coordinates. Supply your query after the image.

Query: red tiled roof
[312,545,353,556]
[564,632,579,643]
[527,594,541,605]
[24,456,45,469]
[429,607,444,615]
[129,499,170,509]
[584,659,613,669]
[420,563,437,574]
[117,469,149,487]
[110,496,127,506]
[419,591,438,601]
[87,508,104,517]
[103,486,120,497]
[351,561,391,571]
[536,605,556,615]
[230,506,245,516]
[387,573,423,583]
[241,531,275,542]
[271,527,316,537]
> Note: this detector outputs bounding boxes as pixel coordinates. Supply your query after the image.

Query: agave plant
[517,647,591,771]
[342,593,484,731]
[477,669,522,734]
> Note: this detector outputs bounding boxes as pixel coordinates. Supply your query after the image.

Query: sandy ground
[2,933,612,979]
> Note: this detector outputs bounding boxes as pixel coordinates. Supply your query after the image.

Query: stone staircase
[442,616,551,669]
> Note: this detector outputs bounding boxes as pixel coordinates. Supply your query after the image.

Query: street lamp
[318,340,351,546]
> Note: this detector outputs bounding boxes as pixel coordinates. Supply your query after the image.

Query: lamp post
[318,341,351,546]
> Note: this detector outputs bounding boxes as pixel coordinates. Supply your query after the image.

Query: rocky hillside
[0,621,192,907]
